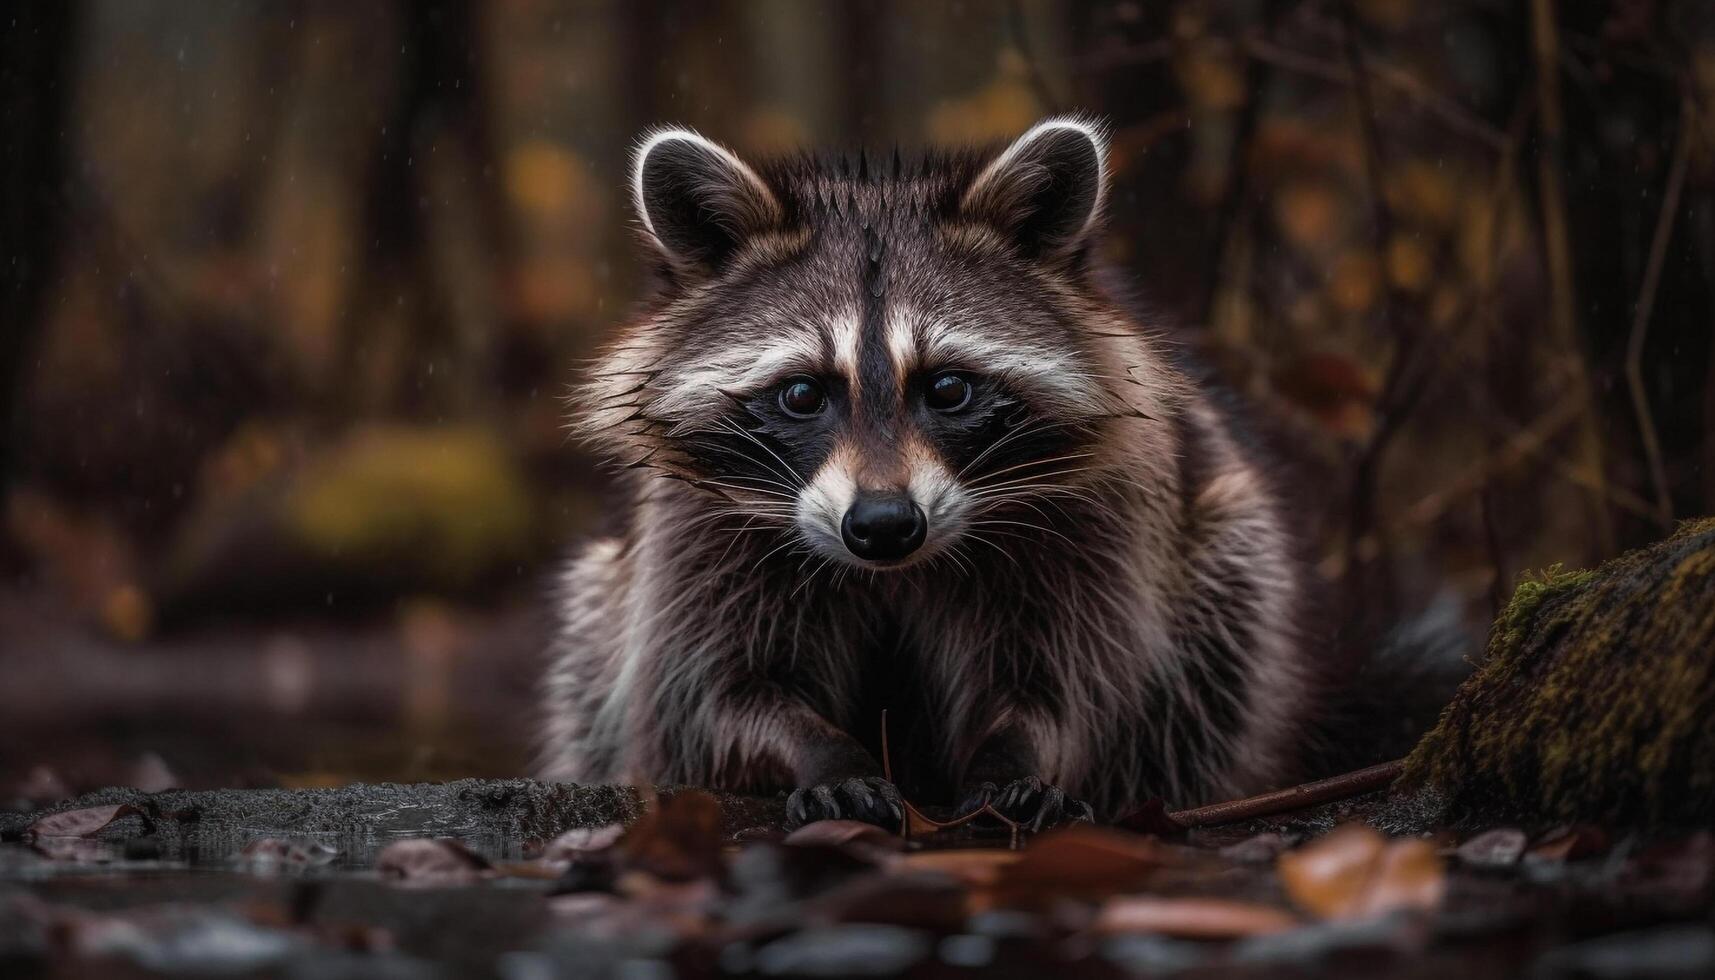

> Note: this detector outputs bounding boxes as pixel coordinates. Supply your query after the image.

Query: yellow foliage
[1354,0,1413,31]
[1175,43,1246,111]
[1328,250,1380,314]
[740,108,811,155]
[285,425,534,588]
[102,584,154,643]
[1275,182,1340,250]
[505,140,588,217]
[926,52,1041,144]
[1385,159,1459,229]
[1385,235,1432,292]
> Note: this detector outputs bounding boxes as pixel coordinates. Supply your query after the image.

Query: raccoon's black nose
[841,495,927,562]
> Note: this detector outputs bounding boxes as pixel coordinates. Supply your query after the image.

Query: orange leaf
[1277,824,1445,921]
[1095,896,1298,938]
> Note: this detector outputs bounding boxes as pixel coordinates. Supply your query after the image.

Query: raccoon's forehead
[646,230,1102,418]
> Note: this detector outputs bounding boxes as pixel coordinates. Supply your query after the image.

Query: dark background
[2,0,1711,802]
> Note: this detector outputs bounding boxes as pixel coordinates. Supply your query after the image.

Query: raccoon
[540,116,1316,829]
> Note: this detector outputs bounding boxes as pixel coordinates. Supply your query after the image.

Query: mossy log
[1401,517,1715,828]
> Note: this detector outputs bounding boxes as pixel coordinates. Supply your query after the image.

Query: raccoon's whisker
[713,512,780,568]
[967,452,1097,487]
[940,543,977,578]
[975,493,1062,526]
[955,415,1053,480]
[969,518,1078,546]
[968,467,1098,494]
[989,486,1123,524]
[680,425,804,491]
[694,479,798,500]
[750,536,803,573]
[960,530,1022,566]
[714,417,807,488]
[692,466,804,496]
[682,438,804,493]
[956,415,1056,479]
[790,555,834,600]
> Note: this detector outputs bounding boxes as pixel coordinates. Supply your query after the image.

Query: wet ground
[2,593,1712,978]
[5,779,1714,979]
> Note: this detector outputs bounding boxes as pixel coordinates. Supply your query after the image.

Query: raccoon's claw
[958,776,1094,832]
[784,776,904,831]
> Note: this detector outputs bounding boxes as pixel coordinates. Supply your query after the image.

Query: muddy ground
[2,593,1712,978]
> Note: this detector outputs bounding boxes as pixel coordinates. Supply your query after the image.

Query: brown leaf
[1219,832,1295,863]
[620,789,724,881]
[30,837,118,863]
[128,753,179,794]
[1114,798,1186,836]
[1622,832,1715,898]
[540,823,625,864]
[892,849,1022,886]
[787,820,896,849]
[1527,825,1611,864]
[989,826,1175,905]
[27,804,140,839]
[236,838,338,869]
[13,766,71,808]
[1095,896,1298,938]
[375,838,492,884]
[786,820,905,858]
[1453,828,1528,868]
[1278,824,1445,921]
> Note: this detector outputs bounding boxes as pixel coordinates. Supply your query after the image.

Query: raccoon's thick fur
[541,117,1319,827]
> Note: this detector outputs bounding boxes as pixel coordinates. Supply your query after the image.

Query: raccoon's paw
[958,776,1095,832]
[784,776,904,831]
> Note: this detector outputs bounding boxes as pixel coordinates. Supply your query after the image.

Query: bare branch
[1624,93,1693,532]
[1530,0,1614,554]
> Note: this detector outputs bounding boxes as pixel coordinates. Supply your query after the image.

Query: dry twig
[1530,0,1614,554]
[1158,760,1406,830]
[1624,92,1693,531]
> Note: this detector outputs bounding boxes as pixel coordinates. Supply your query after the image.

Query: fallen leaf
[892,849,1022,886]
[27,804,141,840]
[621,789,724,881]
[808,873,970,932]
[1527,825,1611,864]
[786,819,906,863]
[235,838,338,869]
[1453,828,1528,868]
[128,753,179,793]
[1622,833,1715,898]
[989,826,1175,904]
[375,838,491,884]
[12,766,71,807]
[1220,832,1295,863]
[1278,824,1445,921]
[786,820,903,852]
[1095,896,1298,938]
[30,837,119,863]
[1114,798,1186,836]
[539,823,625,864]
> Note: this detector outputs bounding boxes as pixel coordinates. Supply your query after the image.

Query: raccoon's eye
[925,372,973,413]
[778,377,827,418]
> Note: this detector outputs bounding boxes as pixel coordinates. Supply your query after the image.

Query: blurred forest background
[2,0,1712,802]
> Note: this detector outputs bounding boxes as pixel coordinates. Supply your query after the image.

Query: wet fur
[540,121,1315,816]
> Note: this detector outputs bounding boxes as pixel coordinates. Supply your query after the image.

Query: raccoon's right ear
[961,116,1109,263]
[631,127,783,274]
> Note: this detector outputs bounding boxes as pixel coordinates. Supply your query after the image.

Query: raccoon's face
[585,117,1160,571]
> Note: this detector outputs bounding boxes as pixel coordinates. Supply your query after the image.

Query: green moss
[284,425,534,589]
[1402,517,1715,827]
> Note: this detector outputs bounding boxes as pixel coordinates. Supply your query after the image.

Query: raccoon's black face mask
[579,117,1172,570]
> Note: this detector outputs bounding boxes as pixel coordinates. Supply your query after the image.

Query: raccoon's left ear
[961,115,1109,262]
[632,127,783,274]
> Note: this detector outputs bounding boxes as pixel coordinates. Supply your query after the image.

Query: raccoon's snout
[841,494,927,562]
